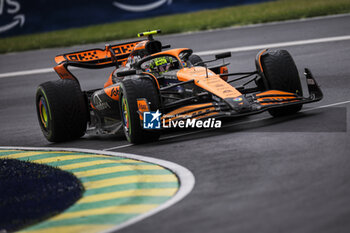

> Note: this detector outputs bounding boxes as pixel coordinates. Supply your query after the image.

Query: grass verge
[0,0,350,54]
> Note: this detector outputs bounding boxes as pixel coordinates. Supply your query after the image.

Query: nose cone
[224,96,258,113]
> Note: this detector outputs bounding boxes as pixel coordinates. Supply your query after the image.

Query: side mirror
[116,70,137,77]
[215,52,231,60]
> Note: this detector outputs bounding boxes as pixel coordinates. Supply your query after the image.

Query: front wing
[161,68,323,122]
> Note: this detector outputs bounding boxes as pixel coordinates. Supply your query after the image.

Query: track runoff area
[0,147,194,233]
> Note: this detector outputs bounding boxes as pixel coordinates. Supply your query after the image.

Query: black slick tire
[119,77,161,144]
[259,50,303,117]
[36,79,88,142]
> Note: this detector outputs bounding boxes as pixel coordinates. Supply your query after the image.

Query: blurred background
[0,0,270,37]
[1,0,349,53]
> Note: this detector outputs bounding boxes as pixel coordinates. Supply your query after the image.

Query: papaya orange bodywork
[257,49,267,73]
[163,103,214,117]
[256,90,299,106]
[54,63,75,80]
[177,67,242,99]
[133,41,147,51]
[219,66,229,81]
[163,107,218,124]
[162,103,217,123]
[137,99,150,121]
[104,86,120,101]
[104,71,115,88]
[152,48,189,59]
[149,48,243,100]
[256,90,297,97]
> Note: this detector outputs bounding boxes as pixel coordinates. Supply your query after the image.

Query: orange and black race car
[36,30,323,144]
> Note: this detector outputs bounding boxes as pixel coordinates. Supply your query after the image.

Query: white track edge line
[196,35,350,56]
[1,34,350,79]
[103,144,133,151]
[0,146,195,233]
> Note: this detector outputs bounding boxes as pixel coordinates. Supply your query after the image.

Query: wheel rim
[121,95,130,135]
[38,97,49,129]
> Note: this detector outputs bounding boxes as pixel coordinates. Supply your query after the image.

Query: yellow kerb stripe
[19,224,113,233]
[74,164,163,178]
[83,174,178,190]
[78,188,177,203]
[31,155,107,164]
[1,151,70,159]
[51,204,158,221]
[58,159,144,170]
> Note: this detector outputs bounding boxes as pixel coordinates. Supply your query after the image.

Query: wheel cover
[38,97,49,129]
[121,95,130,134]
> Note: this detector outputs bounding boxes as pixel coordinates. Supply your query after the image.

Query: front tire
[258,50,303,117]
[119,77,161,144]
[36,79,88,142]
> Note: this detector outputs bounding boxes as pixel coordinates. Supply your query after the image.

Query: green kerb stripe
[66,196,172,212]
[84,182,179,196]
[79,169,173,182]
[45,157,114,166]
[10,152,85,161]
[68,162,152,173]
[0,150,35,156]
[26,214,138,230]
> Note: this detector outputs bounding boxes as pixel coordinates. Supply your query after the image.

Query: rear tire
[119,77,161,144]
[36,79,88,142]
[259,50,303,117]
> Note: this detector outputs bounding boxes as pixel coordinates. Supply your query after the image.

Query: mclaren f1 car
[36,30,323,144]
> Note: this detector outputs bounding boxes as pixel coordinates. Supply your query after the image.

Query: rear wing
[53,30,165,82]
[55,40,143,68]
[53,40,144,83]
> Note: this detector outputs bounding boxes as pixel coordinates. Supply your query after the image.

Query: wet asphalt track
[1,14,350,233]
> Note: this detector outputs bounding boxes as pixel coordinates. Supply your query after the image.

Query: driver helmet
[150,56,173,75]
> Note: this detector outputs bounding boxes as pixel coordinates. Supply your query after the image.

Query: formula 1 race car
[36,30,323,144]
